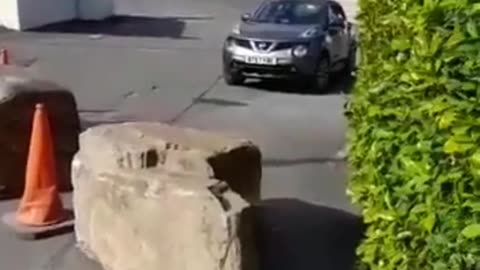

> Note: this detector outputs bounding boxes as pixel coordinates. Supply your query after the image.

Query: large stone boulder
[0,67,80,198]
[74,122,262,203]
[72,122,261,270]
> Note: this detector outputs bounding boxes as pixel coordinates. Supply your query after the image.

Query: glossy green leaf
[422,213,436,233]
[429,33,443,56]
[470,151,480,167]
[445,27,465,49]
[444,139,474,154]
[472,3,480,14]
[466,20,479,38]
[461,224,480,239]
[438,111,457,129]
[391,39,411,51]
[463,201,480,212]
[462,82,477,91]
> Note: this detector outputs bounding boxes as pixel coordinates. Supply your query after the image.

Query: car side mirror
[329,18,344,28]
[241,13,252,22]
[347,21,353,30]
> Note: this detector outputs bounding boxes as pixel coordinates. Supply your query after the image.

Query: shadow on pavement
[44,199,364,270]
[0,26,11,33]
[10,209,75,240]
[243,73,356,96]
[255,199,364,270]
[29,15,212,39]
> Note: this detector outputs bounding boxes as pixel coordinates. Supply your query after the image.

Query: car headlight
[292,45,308,57]
[224,38,236,52]
[300,27,318,38]
[232,23,240,35]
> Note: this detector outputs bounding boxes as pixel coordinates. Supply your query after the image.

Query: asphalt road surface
[0,0,362,269]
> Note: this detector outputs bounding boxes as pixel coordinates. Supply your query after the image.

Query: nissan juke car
[222,0,357,92]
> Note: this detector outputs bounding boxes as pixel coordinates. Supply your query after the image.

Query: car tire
[223,67,245,86]
[342,43,357,76]
[312,54,330,93]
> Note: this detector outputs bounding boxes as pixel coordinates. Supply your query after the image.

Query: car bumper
[223,41,319,79]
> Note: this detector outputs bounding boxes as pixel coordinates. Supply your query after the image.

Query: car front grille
[233,39,306,51]
[253,41,273,51]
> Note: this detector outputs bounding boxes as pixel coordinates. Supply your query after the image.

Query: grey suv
[222,0,357,91]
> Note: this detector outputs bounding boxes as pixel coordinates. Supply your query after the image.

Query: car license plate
[246,56,276,65]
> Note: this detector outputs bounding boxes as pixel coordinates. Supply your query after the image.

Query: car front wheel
[313,55,330,92]
[342,43,357,76]
[223,66,245,86]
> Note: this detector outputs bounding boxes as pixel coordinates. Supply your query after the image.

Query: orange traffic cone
[16,103,66,226]
[0,48,10,65]
[2,103,73,239]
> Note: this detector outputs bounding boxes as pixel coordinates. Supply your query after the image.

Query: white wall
[0,0,76,30]
[77,0,114,20]
[0,0,115,31]
[17,0,76,30]
[0,0,21,30]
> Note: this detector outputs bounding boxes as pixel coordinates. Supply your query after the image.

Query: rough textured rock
[72,122,261,270]
[0,67,80,198]
[75,122,261,203]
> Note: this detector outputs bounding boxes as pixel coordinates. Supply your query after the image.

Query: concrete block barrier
[72,122,262,270]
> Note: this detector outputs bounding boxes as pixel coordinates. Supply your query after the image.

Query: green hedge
[346,0,480,269]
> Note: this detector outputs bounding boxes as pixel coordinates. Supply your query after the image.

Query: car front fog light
[292,45,308,57]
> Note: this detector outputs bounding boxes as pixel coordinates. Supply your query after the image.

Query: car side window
[329,2,346,22]
[327,7,337,24]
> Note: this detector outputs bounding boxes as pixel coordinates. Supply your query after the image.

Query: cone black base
[1,210,74,240]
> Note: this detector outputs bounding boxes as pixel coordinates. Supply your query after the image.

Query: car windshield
[251,1,326,25]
